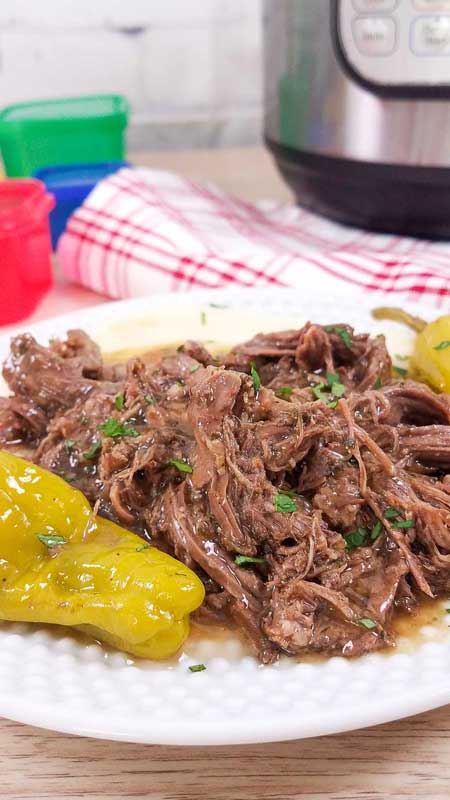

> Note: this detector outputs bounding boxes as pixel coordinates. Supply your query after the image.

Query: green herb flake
[373,377,383,390]
[370,520,383,541]
[235,555,267,567]
[312,375,346,407]
[189,364,201,373]
[344,527,368,551]
[136,544,151,552]
[393,366,408,378]
[64,439,75,454]
[250,362,261,394]
[446,608,450,614]
[358,618,377,630]
[188,664,206,673]
[384,507,401,520]
[114,393,125,411]
[200,311,207,326]
[332,382,347,398]
[209,303,228,309]
[144,394,156,406]
[395,354,409,361]
[37,533,67,548]
[325,326,352,350]
[99,418,139,439]
[274,493,297,513]
[434,340,450,351]
[83,440,102,460]
[276,387,294,399]
[169,458,193,474]
[312,382,328,402]
[391,518,415,529]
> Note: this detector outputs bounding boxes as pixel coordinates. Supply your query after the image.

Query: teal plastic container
[0,95,128,177]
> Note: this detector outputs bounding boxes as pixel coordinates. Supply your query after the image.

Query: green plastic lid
[0,95,128,125]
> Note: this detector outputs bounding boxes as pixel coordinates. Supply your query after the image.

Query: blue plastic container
[33,161,130,249]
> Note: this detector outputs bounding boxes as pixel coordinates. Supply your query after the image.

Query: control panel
[336,0,450,90]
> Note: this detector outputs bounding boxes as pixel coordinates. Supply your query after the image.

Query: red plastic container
[0,179,55,324]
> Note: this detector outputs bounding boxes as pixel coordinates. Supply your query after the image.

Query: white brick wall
[0,0,263,149]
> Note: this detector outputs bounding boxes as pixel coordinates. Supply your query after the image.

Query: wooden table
[2,147,449,799]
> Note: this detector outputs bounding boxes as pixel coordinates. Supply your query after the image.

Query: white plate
[0,285,449,746]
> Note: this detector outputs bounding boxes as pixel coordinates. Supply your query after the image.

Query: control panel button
[352,0,397,10]
[413,1,450,11]
[352,16,397,56]
[411,16,450,55]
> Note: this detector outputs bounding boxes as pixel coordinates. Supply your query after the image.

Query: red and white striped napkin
[57,167,450,305]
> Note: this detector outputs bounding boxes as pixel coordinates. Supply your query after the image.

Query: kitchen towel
[57,167,450,303]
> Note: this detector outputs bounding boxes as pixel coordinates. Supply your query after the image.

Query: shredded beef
[2,321,450,663]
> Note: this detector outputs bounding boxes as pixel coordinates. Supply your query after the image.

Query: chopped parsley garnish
[391,518,415,529]
[274,493,297,513]
[136,544,151,552]
[114,393,125,411]
[446,608,450,614]
[384,507,401,519]
[312,373,346,408]
[144,394,156,405]
[250,362,261,393]
[169,458,193,474]
[83,440,102,460]
[200,311,207,326]
[383,507,415,529]
[235,555,267,567]
[344,527,368,551]
[345,520,383,550]
[276,387,294,399]
[434,340,450,351]
[358,618,377,630]
[234,556,267,567]
[393,366,408,378]
[189,364,201,373]
[64,439,75,454]
[331,382,346,398]
[370,520,383,541]
[209,303,228,309]
[37,533,67,548]
[189,664,206,673]
[325,326,352,350]
[373,377,383,390]
[395,354,409,361]
[99,418,139,439]
[312,383,329,402]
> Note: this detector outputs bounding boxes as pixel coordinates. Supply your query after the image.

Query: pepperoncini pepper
[0,451,204,659]
[410,316,450,393]
[372,308,450,393]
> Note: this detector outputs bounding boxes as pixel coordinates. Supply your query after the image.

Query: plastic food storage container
[0,95,128,177]
[33,160,130,249]
[0,179,55,325]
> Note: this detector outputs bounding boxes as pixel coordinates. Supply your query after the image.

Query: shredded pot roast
[2,323,450,663]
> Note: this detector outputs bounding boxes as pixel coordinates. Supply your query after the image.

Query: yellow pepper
[411,315,450,393]
[0,451,204,659]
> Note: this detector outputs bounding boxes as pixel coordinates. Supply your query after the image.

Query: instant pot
[264,0,450,237]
